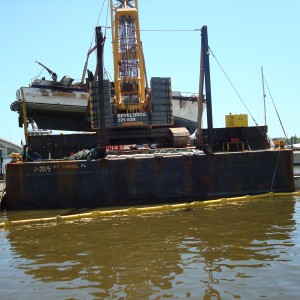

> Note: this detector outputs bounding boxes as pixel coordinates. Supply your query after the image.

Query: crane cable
[208,47,268,142]
[264,78,288,141]
[104,0,110,36]
[208,48,287,189]
[81,0,109,84]
[99,25,200,32]
[88,0,108,49]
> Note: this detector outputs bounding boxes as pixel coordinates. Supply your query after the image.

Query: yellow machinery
[225,114,248,128]
[90,0,174,140]
[110,0,147,112]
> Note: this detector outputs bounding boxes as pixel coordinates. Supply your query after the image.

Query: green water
[1,196,300,299]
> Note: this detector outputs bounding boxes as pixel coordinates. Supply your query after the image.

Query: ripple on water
[1,196,300,299]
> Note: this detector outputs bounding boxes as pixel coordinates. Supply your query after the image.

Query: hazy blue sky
[1,0,299,144]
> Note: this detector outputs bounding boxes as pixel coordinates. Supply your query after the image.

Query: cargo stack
[90,80,113,129]
[150,77,174,126]
[90,78,174,129]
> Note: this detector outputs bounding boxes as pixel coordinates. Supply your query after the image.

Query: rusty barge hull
[3,149,294,210]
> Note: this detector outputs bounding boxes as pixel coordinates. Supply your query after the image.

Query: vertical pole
[96,26,107,158]
[261,67,266,126]
[195,38,204,149]
[201,26,214,148]
[20,88,29,145]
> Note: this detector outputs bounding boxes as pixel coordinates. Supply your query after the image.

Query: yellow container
[274,140,285,149]
[280,140,285,148]
[274,140,280,148]
[226,114,248,127]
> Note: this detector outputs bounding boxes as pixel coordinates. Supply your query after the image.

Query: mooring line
[270,150,281,191]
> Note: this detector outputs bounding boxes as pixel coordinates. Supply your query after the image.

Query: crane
[90,0,180,147]
[110,0,147,113]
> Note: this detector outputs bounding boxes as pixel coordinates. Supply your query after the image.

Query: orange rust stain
[52,92,76,98]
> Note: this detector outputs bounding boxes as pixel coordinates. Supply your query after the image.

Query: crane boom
[89,1,173,133]
[110,0,147,112]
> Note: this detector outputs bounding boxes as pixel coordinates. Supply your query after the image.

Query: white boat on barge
[11,63,198,134]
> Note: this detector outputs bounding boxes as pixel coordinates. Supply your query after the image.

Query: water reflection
[2,196,300,299]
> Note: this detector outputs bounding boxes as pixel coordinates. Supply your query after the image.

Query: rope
[88,0,107,50]
[105,0,110,36]
[81,0,108,84]
[99,25,200,32]
[264,78,288,141]
[270,150,281,191]
[139,29,201,32]
[31,68,45,83]
[209,47,269,143]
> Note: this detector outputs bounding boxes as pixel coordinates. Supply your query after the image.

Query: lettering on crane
[117,112,147,123]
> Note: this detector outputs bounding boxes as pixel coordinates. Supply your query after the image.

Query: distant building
[0,137,22,158]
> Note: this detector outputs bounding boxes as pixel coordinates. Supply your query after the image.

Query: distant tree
[272,136,300,146]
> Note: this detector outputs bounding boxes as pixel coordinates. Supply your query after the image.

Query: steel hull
[3,149,295,210]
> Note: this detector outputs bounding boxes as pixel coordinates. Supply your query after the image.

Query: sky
[1,0,299,145]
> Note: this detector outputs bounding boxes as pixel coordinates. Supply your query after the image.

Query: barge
[2,148,294,210]
[1,0,294,210]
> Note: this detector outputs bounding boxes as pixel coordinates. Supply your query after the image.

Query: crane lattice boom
[110,0,146,112]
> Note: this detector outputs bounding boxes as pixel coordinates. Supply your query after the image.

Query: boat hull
[3,149,294,210]
[294,151,300,165]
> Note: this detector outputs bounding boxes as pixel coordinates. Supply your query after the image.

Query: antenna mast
[261,67,266,126]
